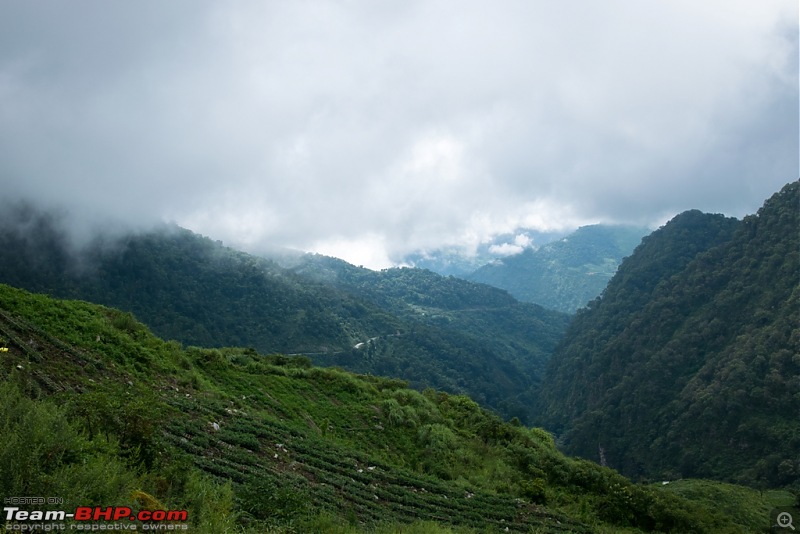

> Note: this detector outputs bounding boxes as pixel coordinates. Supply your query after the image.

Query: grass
[0,283,794,533]
[658,479,797,532]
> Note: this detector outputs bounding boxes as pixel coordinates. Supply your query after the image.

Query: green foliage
[382,398,417,428]
[183,471,239,533]
[294,259,570,423]
[0,270,784,533]
[536,180,800,488]
[417,423,459,477]
[469,224,649,313]
[0,380,139,508]
[0,213,569,424]
[238,477,310,525]
[659,479,797,533]
[0,380,83,497]
[67,382,167,468]
[109,309,143,334]
[517,478,548,504]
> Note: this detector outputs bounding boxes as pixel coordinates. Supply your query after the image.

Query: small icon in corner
[777,511,796,530]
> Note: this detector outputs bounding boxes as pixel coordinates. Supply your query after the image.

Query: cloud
[0,0,796,268]
[488,243,523,257]
[488,233,534,257]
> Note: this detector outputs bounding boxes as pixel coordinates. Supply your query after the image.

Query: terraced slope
[0,214,568,424]
[0,284,769,533]
[163,396,584,533]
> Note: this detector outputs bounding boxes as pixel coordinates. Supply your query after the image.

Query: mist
[1,1,796,268]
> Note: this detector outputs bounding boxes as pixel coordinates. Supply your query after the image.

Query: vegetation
[536,180,800,488]
[1,181,797,531]
[0,283,780,532]
[468,225,649,313]
[285,257,570,422]
[402,228,568,278]
[0,209,568,423]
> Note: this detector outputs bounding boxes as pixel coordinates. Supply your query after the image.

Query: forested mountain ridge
[0,211,388,354]
[0,283,791,533]
[467,224,649,313]
[286,255,568,365]
[273,254,571,420]
[534,210,740,432]
[0,206,568,423]
[535,180,800,488]
[401,228,568,277]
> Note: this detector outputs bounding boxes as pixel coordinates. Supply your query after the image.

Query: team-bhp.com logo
[4,505,189,531]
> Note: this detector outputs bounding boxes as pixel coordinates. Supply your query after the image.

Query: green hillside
[402,228,567,277]
[284,256,570,419]
[468,225,649,313]
[0,284,785,533]
[0,208,567,423]
[0,211,389,354]
[535,180,800,488]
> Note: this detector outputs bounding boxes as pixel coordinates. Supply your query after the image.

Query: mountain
[0,209,390,354]
[535,180,800,488]
[402,228,568,277]
[467,224,650,313]
[0,206,568,423]
[0,283,790,533]
[280,255,570,419]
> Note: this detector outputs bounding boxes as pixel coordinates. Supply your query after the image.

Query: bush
[0,381,137,507]
[517,478,548,504]
[237,477,310,524]
[382,398,418,428]
[189,348,228,370]
[0,381,82,497]
[67,383,166,469]
[109,310,142,334]
[417,424,459,478]
[183,471,239,533]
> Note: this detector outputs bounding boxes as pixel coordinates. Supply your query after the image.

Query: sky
[0,1,797,269]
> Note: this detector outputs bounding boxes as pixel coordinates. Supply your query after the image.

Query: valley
[0,180,797,532]
[466,224,650,313]
[0,283,793,533]
[1,2,794,531]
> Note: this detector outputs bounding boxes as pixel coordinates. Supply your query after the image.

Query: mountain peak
[468,224,650,313]
[535,180,799,486]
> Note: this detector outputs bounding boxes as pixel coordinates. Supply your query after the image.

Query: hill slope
[281,256,570,420]
[0,215,394,353]
[0,209,567,423]
[401,228,568,277]
[468,225,649,313]
[535,180,800,487]
[0,283,786,533]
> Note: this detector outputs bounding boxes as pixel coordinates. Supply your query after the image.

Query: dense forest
[282,255,569,419]
[1,180,798,526]
[535,180,800,488]
[468,225,648,313]
[0,208,567,423]
[0,283,793,533]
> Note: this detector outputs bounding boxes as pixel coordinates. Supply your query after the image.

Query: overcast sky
[1,1,797,268]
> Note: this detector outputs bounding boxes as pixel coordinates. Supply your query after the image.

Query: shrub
[0,381,82,497]
[109,310,143,335]
[67,383,166,469]
[0,381,137,507]
[237,477,310,524]
[517,478,548,504]
[382,398,416,428]
[183,471,239,533]
[527,427,557,449]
